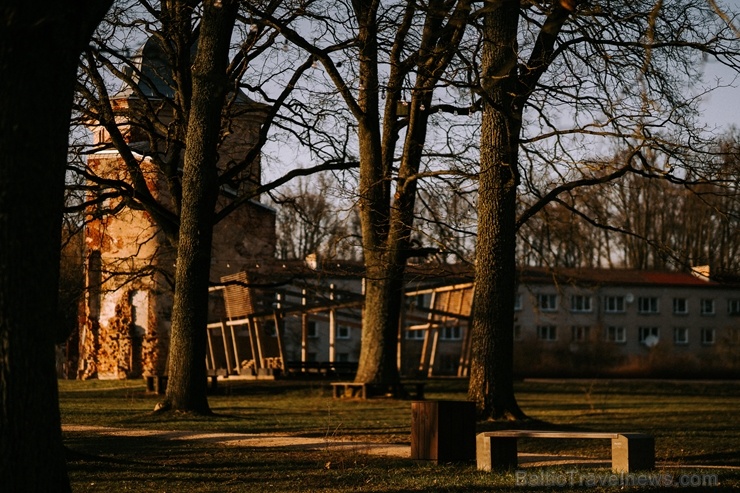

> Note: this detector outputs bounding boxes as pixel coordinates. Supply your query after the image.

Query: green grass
[61,378,740,492]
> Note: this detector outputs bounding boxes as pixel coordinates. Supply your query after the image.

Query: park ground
[60,378,740,492]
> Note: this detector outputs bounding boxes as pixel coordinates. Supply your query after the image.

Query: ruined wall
[78,95,276,380]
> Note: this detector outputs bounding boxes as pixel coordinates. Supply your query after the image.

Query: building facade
[269,266,740,378]
[512,268,740,377]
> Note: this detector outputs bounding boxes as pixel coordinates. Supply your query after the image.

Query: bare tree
[251,0,474,387]
[468,0,740,419]
[516,134,740,274]
[71,0,349,412]
[163,0,241,413]
[273,175,361,261]
[0,0,110,489]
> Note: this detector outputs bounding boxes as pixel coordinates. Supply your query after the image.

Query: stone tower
[78,36,276,379]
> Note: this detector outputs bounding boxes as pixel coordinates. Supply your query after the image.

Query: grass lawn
[60,378,740,492]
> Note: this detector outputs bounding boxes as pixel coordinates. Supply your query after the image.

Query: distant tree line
[518,137,740,273]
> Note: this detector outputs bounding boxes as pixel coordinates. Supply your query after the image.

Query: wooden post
[427,328,440,378]
[301,288,308,367]
[273,292,286,371]
[329,283,336,363]
[411,400,476,463]
[417,291,436,375]
[398,291,406,372]
[250,316,265,369]
[220,321,233,373]
[229,323,240,374]
[458,320,473,377]
[206,325,216,371]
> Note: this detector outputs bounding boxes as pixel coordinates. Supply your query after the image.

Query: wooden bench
[476,430,654,473]
[144,371,222,395]
[331,382,368,399]
[331,382,425,400]
[144,375,169,394]
[287,361,358,378]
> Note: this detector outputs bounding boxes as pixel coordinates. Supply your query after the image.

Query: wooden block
[612,434,655,472]
[477,434,518,471]
[411,400,476,463]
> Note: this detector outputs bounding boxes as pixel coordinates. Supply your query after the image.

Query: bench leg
[477,434,518,471]
[155,375,168,395]
[611,435,655,473]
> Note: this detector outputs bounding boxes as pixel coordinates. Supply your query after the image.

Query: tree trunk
[351,0,403,387]
[161,0,237,413]
[0,1,110,489]
[355,256,404,385]
[468,0,526,420]
[351,0,470,388]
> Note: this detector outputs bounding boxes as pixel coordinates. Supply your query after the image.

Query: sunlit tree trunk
[161,0,238,413]
[468,0,525,420]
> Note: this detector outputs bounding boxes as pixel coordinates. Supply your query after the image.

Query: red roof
[519,267,725,288]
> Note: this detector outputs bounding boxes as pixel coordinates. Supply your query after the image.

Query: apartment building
[202,263,740,379]
[514,268,740,376]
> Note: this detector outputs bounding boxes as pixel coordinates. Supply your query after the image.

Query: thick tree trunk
[351,0,403,387]
[161,0,237,413]
[355,256,404,385]
[468,0,527,420]
[0,1,109,489]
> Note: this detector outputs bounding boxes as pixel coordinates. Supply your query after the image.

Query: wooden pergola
[206,271,474,378]
[402,283,474,377]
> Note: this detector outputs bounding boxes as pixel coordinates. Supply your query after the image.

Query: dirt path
[63,425,740,470]
[63,425,409,457]
[61,425,612,465]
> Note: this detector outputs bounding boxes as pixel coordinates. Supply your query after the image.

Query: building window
[701,299,715,316]
[514,293,522,311]
[306,321,318,339]
[537,325,557,341]
[638,327,660,346]
[729,328,740,346]
[728,299,740,316]
[701,328,716,345]
[672,298,688,315]
[606,326,626,343]
[571,326,590,342]
[513,325,522,341]
[673,327,689,345]
[405,329,425,340]
[537,294,558,312]
[638,297,659,314]
[604,296,625,313]
[441,326,462,340]
[337,325,351,339]
[570,295,592,313]
[336,352,350,362]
